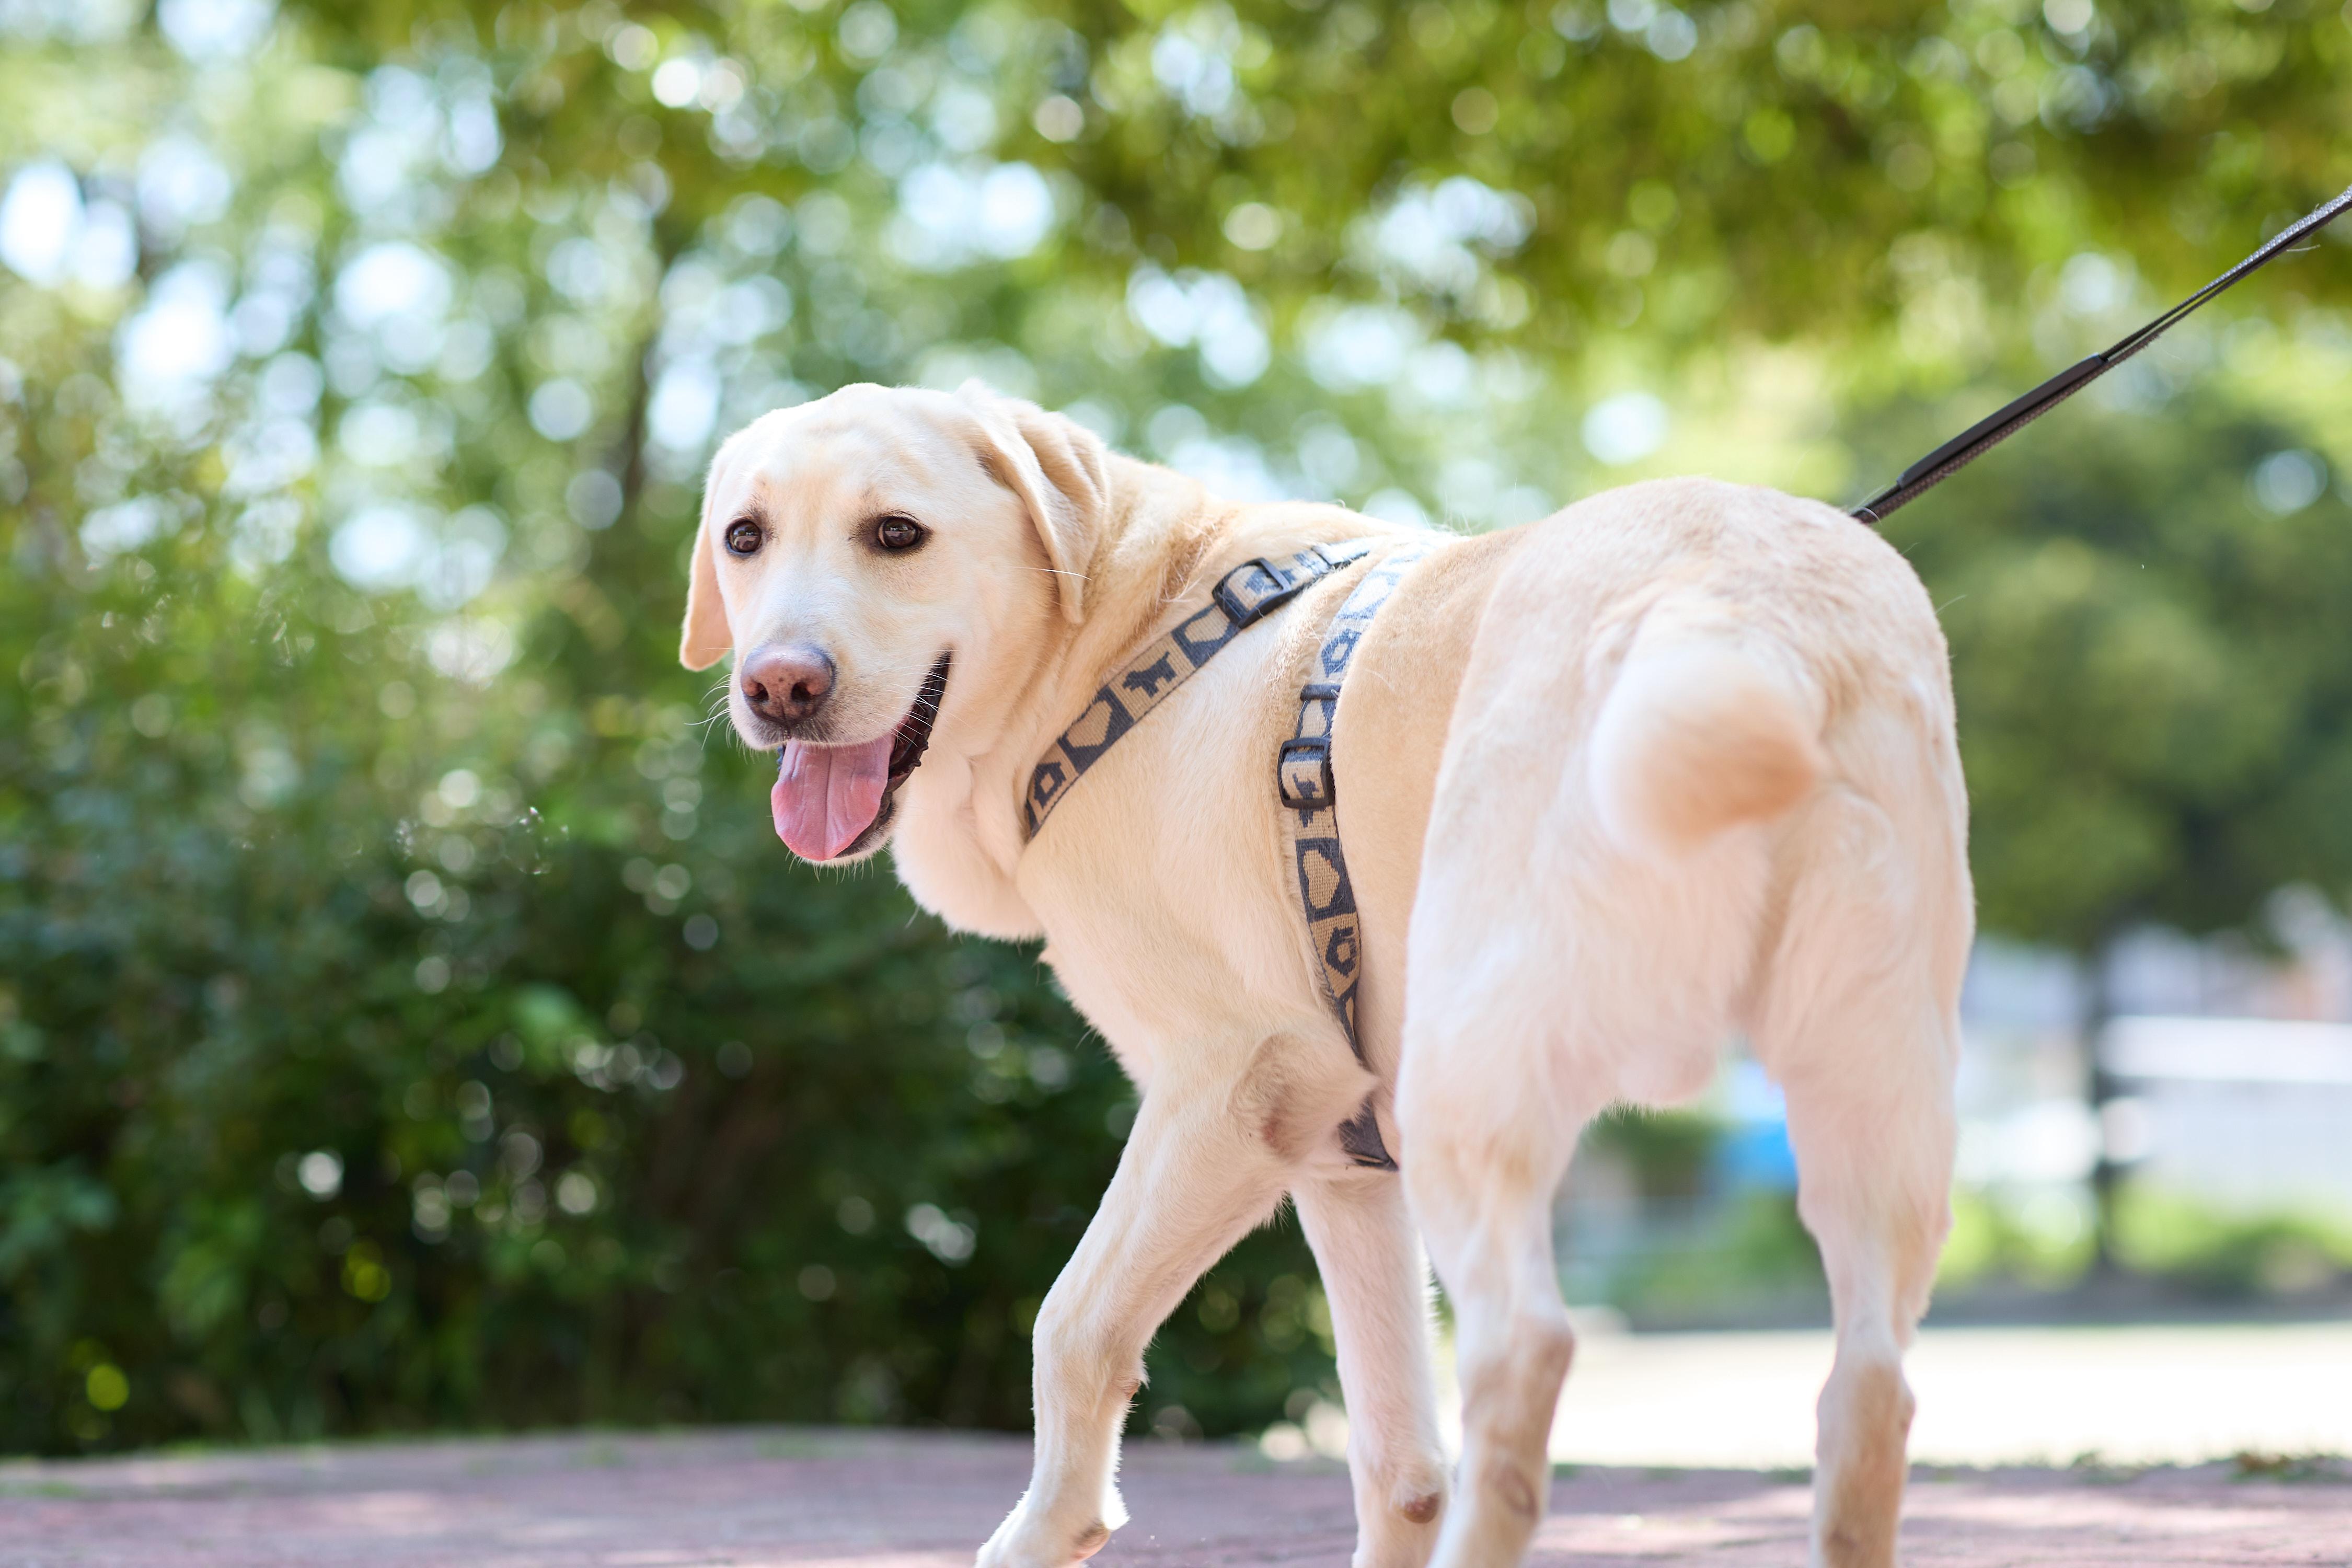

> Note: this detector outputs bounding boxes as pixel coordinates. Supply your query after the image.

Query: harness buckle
[1278,736,1334,809]
[1213,557,1299,628]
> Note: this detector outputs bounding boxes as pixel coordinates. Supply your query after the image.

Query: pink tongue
[771,735,895,861]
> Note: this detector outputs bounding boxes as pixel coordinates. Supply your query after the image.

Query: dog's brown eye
[874,514,927,552]
[724,518,763,557]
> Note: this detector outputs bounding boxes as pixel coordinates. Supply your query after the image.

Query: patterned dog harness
[1023,535,1438,1171]
[1022,539,1374,836]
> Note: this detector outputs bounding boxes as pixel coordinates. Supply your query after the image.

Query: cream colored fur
[683,382,1973,1568]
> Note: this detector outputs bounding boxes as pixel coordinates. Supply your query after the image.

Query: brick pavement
[1,1427,2346,1567]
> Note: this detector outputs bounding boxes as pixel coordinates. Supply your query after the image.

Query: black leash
[1852,181,2352,525]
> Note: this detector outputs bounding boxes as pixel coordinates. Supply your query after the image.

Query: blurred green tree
[1894,403,2352,947]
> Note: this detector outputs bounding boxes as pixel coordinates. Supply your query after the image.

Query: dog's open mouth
[770,653,951,862]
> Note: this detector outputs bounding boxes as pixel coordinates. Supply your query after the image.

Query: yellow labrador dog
[680,382,1971,1568]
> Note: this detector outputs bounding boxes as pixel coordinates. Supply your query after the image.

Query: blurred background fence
[4,0,2350,1457]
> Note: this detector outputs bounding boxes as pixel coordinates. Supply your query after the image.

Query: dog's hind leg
[1294,1172,1450,1568]
[1392,898,1609,1568]
[1394,1065,1587,1568]
[1395,681,1773,1566]
[1750,790,1966,1568]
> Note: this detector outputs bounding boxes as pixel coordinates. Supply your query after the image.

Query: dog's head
[680,381,1108,863]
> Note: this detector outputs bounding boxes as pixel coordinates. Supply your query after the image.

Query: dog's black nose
[741,644,835,724]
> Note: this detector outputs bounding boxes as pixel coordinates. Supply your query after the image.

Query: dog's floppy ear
[958,381,1109,625]
[678,440,738,670]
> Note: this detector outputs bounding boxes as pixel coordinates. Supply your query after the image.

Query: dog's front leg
[1295,1172,1449,1568]
[977,1069,1290,1568]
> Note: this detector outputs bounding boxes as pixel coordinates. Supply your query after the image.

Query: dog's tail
[1585,598,1828,859]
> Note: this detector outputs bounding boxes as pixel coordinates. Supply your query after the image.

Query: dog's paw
[975,1496,1117,1568]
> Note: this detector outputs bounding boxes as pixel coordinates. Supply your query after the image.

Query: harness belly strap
[1021,539,1375,841]
[1281,540,1437,1171]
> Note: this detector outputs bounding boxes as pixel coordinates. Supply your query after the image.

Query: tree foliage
[1891,393,2352,947]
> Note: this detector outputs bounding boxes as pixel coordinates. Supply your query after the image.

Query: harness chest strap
[1021,539,1375,838]
[1020,534,1437,1172]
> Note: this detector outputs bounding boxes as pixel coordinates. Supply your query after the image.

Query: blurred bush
[0,527,1345,1449]
[2112,1190,2352,1297]
[1938,1189,2101,1292]
[1602,1194,1824,1324]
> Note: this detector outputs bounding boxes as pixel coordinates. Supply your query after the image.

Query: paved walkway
[1537,1320,2352,1469]
[3,1427,2346,1567]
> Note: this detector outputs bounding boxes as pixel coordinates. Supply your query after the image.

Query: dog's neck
[887,452,1246,940]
